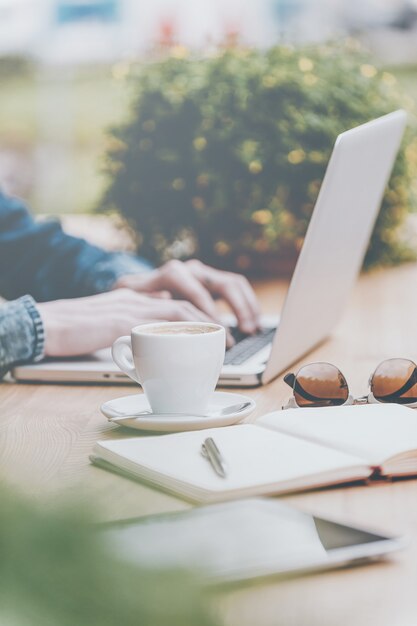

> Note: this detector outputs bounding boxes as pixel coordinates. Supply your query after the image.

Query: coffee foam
[142,324,218,335]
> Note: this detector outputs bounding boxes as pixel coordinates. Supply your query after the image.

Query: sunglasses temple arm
[284,373,324,402]
[283,373,296,388]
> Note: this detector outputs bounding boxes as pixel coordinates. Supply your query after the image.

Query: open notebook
[91,404,417,503]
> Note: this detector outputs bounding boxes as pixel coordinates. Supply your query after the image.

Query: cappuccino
[142,323,219,335]
[112,321,226,414]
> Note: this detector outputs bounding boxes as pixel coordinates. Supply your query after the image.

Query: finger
[206,274,259,333]
[147,290,172,299]
[129,298,212,324]
[129,261,221,323]
[234,275,261,325]
[225,329,235,349]
[115,269,168,294]
[186,261,260,332]
[159,261,221,322]
[216,280,259,334]
[172,301,214,323]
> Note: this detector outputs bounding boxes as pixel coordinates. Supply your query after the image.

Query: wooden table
[2,263,417,626]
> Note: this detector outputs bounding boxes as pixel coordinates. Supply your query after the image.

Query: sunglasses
[283,358,417,410]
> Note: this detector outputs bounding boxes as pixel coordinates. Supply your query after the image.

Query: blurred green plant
[0,488,218,626]
[101,41,417,275]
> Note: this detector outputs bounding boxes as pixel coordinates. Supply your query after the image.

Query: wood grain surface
[2,264,417,625]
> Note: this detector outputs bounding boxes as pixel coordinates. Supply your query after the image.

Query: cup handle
[111,336,141,384]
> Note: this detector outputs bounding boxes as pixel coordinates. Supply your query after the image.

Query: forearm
[0,296,45,379]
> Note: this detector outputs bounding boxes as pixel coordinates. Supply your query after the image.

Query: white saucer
[101,391,256,433]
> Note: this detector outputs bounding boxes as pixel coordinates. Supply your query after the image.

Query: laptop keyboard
[224,327,276,366]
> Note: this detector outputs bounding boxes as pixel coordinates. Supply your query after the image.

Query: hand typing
[114,259,260,334]
[37,289,225,357]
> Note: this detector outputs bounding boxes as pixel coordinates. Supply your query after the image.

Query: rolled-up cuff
[0,295,45,378]
[21,295,45,362]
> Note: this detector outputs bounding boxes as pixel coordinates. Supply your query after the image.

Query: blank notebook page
[258,404,417,467]
[94,424,369,501]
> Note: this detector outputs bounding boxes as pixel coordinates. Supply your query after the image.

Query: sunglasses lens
[294,363,349,408]
[371,358,417,404]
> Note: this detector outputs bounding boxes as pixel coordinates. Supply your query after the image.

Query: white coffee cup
[112,321,226,414]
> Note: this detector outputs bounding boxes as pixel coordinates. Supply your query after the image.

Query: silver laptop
[13,110,407,387]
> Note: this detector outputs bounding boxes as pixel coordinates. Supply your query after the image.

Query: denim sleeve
[0,296,45,379]
[0,191,152,302]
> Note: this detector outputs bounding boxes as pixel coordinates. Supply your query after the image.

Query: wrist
[36,301,63,357]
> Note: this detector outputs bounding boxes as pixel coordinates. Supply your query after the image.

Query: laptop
[13,110,407,387]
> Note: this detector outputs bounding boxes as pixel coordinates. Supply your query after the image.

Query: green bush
[101,42,417,275]
[0,488,217,626]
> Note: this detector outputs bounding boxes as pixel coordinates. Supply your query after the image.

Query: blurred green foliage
[101,41,417,275]
[0,62,130,215]
[0,488,217,626]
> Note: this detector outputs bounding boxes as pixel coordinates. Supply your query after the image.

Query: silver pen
[201,437,228,478]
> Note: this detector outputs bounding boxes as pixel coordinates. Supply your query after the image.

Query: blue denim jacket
[0,191,151,377]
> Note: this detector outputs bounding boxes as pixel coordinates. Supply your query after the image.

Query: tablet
[102,498,404,584]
